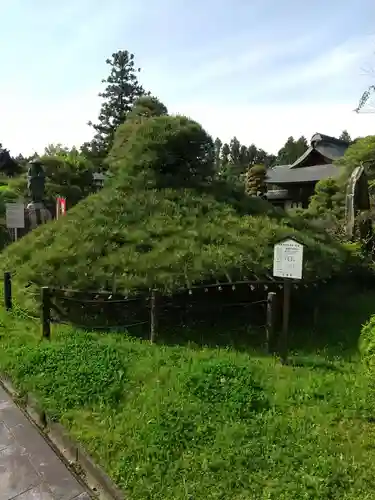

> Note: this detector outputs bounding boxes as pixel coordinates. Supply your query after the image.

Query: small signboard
[273,238,304,280]
[6,203,25,229]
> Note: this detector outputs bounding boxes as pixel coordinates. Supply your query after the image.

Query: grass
[0,289,375,499]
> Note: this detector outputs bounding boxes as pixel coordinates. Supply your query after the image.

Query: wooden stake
[150,290,157,343]
[280,279,291,364]
[41,287,51,340]
[313,305,319,328]
[112,273,117,294]
[4,272,12,311]
[266,291,277,353]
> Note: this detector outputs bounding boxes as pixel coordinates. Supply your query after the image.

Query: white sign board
[6,203,25,229]
[273,238,304,280]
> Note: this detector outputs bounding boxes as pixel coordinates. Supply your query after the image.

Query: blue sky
[1,0,375,155]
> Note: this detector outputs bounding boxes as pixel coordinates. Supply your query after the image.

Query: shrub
[109,115,215,188]
[360,315,375,367]
[308,178,345,219]
[359,316,375,417]
[0,184,18,250]
[127,95,168,120]
[0,116,356,310]
[245,164,266,196]
[336,135,375,180]
[8,147,96,209]
[0,182,351,310]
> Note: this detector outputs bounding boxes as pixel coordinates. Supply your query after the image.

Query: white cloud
[174,100,375,153]
[145,32,315,93]
[256,34,375,95]
[0,89,100,156]
[3,92,374,158]
[2,30,375,157]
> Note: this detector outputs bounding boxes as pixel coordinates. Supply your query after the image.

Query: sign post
[273,237,304,364]
[6,203,25,242]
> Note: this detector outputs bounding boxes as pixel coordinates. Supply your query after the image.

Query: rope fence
[3,271,326,354]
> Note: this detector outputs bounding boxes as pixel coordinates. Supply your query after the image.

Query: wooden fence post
[266,291,277,353]
[4,272,12,311]
[150,290,157,343]
[41,287,51,340]
[111,273,117,294]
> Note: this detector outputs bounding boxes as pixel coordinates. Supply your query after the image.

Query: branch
[355,85,375,113]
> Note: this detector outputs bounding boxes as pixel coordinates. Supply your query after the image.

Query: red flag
[56,197,66,219]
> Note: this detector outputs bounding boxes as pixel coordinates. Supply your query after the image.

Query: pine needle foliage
[1,116,351,304]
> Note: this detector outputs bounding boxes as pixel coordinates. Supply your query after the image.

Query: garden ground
[0,288,375,499]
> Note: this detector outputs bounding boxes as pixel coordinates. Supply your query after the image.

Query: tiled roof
[266,164,340,184]
[289,132,349,168]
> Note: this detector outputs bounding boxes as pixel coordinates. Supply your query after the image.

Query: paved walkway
[0,386,91,500]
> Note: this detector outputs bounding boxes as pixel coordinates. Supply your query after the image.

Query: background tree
[264,153,277,168]
[214,137,222,172]
[13,153,30,171]
[9,145,96,209]
[245,164,267,196]
[216,137,275,188]
[216,142,235,184]
[229,137,241,167]
[0,144,23,177]
[219,143,230,170]
[247,144,258,165]
[254,148,268,165]
[336,135,375,180]
[82,50,147,169]
[239,145,248,169]
[339,130,352,143]
[276,136,308,165]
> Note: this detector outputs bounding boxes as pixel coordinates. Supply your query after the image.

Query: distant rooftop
[267,164,339,184]
[266,132,349,185]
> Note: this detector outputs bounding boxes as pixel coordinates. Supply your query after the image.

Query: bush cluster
[0,114,356,308]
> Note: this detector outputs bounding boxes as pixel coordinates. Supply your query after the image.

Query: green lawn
[0,292,375,499]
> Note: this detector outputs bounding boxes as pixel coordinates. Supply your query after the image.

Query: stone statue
[26,158,52,229]
[345,164,372,248]
[27,158,46,203]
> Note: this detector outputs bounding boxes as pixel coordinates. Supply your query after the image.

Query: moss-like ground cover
[0,290,375,499]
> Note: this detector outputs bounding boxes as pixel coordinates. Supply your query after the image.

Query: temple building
[265,133,350,210]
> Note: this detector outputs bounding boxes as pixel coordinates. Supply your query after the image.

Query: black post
[4,272,12,311]
[280,279,292,364]
[313,305,319,328]
[41,287,51,340]
[266,291,277,353]
[150,290,157,343]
